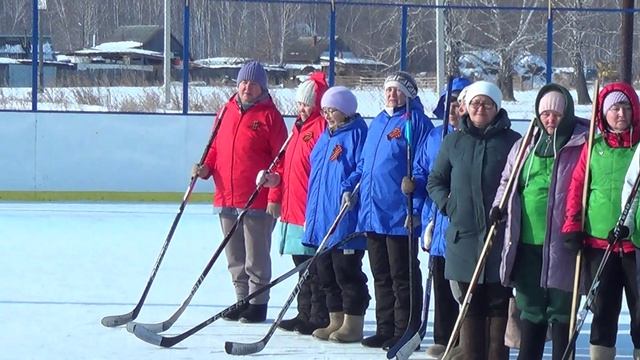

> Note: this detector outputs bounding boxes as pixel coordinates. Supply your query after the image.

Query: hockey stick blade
[225,340,265,356]
[128,323,163,346]
[392,332,421,360]
[101,311,135,327]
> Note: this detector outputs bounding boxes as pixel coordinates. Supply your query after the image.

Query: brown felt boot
[328,314,364,343]
[590,345,616,360]
[312,312,344,340]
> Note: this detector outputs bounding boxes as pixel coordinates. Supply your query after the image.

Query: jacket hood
[433,77,471,119]
[597,82,640,148]
[533,83,577,157]
[459,108,512,138]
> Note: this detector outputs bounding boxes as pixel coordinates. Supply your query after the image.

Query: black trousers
[583,247,640,348]
[455,281,511,318]
[431,256,459,345]
[315,248,370,315]
[367,233,423,336]
[292,255,328,324]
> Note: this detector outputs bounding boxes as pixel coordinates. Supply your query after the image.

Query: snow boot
[278,314,304,332]
[551,322,569,360]
[295,320,325,335]
[488,316,509,360]
[361,333,394,348]
[328,314,364,343]
[239,303,268,323]
[425,344,446,358]
[312,311,344,340]
[382,336,400,350]
[517,319,547,360]
[590,345,616,360]
[222,302,250,321]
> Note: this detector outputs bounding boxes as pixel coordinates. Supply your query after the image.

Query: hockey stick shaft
[224,183,361,355]
[125,130,295,333]
[101,106,227,328]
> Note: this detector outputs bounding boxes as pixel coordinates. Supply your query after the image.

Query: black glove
[607,225,630,245]
[562,231,585,252]
[489,206,504,224]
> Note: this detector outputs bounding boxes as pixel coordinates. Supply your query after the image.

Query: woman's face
[385,87,407,108]
[322,107,347,130]
[297,102,314,121]
[605,102,632,132]
[539,110,563,135]
[467,95,498,129]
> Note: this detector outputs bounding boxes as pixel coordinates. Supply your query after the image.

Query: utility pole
[435,0,445,94]
[38,0,46,93]
[620,0,634,84]
[164,0,171,108]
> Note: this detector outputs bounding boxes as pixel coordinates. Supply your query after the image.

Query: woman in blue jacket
[302,86,370,343]
[348,72,434,349]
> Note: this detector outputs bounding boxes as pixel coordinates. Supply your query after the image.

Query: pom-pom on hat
[237,60,268,89]
[602,91,630,116]
[321,86,358,117]
[384,71,418,99]
[538,91,566,115]
[464,80,502,111]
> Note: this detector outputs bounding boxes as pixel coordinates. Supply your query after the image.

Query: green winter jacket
[428,109,521,283]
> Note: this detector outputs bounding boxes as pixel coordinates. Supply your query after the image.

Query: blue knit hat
[237,60,268,89]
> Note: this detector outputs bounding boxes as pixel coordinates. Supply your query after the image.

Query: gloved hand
[401,176,415,195]
[489,206,505,224]
[266,202,281,219]
[562,231,585,252]
[422,220,435,251]
[341,191,358,210]
[255,170,281,188]
[192,163,211,179]
[404,213,421,230]
[607,225,630,245]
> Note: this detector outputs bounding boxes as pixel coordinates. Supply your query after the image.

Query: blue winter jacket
[347,97,433,236]
[303,115,368,250]
[413,124,453,256]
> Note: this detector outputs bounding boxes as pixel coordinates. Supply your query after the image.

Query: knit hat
[602,91,630,116]
[384,71,418,99]
[321,86,358,117]
[237,60,268,89]
[465,81,502,111]
[296,79,317,106]
[538,91,566,115]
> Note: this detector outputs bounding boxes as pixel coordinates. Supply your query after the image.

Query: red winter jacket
[268,71,329,225]
[204,94,287,210]
[269,113,326,225]
[562,82,640,252]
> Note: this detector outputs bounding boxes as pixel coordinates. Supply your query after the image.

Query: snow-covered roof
[0,57,19,64]
[194,57,248,66]
[282,63,322,71]
[75,41,161,57]
[319,55,386,66]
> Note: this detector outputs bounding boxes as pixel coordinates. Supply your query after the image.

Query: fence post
[32,0,39,111]
[182,0,190,114]
[546,1,553,84]
[328,1,336,86]
[400,5,408,71]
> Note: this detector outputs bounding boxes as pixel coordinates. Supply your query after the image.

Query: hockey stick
[101,106,227,328]
[566,80,599,359]
[125,130,294,334]
[561,154,640,360]
[441,119,539,359]
[224,183,361,355]
[388,76,455,360]
[129,232,365,348]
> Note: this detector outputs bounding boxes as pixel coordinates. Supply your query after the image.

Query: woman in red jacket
[195,60,287,323]
[260,72,330,334]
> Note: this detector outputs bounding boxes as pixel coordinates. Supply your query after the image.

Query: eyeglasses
[321,107,339,117]
[469,101,495,110]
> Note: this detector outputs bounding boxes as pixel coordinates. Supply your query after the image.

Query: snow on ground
[0,202,635,359]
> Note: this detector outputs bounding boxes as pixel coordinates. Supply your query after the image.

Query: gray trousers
[219,208,275,305]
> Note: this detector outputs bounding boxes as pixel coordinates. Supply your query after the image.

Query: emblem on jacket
[250,120,261,130]
[303,131,313,142]
[329,144,343,161]
[387,127,402,140]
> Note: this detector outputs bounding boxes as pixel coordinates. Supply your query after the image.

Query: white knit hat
[465,81,502,111]
[296,79,316,106]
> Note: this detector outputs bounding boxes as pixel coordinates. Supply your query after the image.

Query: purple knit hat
[237,60,268,89]
[321,86,358,117]
[602,91,629,116]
